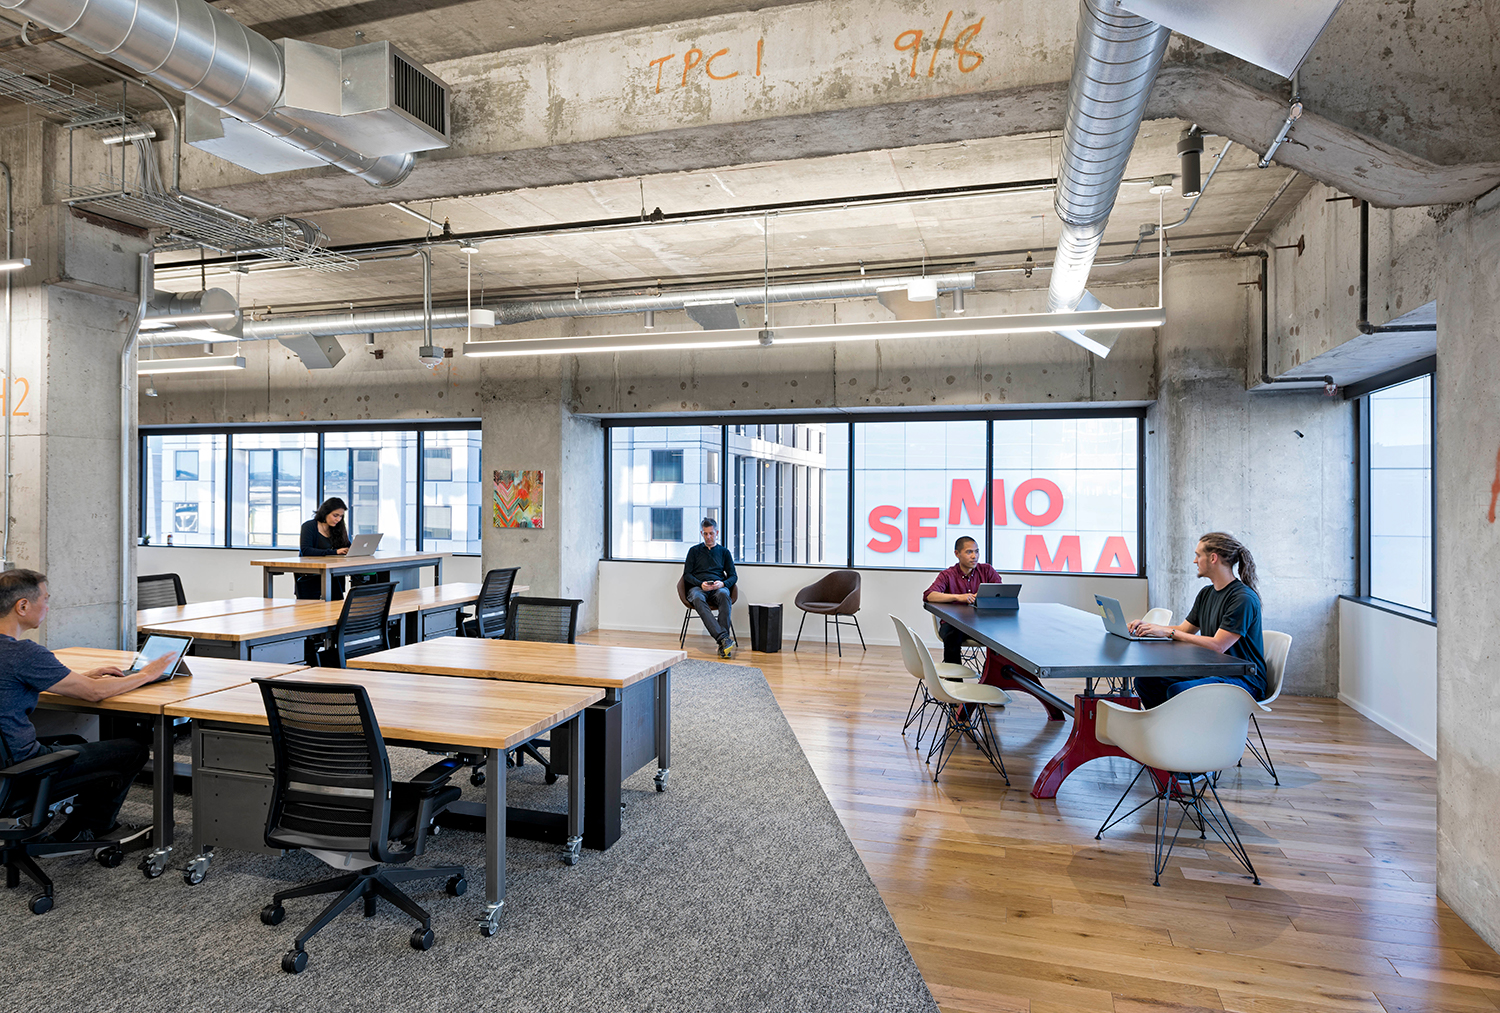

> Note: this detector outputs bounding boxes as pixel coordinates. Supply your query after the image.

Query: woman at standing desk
[297,497,350,600]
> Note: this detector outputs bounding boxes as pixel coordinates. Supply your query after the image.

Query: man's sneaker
[718,640,735,659]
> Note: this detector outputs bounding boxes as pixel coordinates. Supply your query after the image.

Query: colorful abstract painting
[493,469,544,528]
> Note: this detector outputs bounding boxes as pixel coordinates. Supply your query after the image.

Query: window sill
[602,558,1146,578]
[1339,595,1435,627]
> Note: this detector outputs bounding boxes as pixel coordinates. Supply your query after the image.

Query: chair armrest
[1,749,79,780]
[408,756,463,794]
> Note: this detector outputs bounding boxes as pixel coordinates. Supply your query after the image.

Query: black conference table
[924,601,1252,798]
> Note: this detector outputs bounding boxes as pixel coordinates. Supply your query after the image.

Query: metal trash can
[747,603,784,653]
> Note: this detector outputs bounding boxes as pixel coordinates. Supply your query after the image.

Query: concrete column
[1434,191,1500,951]
[479,375,604,631]
[1146,257,1353,696]
[5,204,148,647]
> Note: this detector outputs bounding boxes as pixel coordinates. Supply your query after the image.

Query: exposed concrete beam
[158,0,1498,216]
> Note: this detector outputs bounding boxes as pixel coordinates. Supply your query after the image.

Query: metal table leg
[479,745,505,937]
[138,714,174,879]
[654,667,672,792]
[262,568,275,598]
[563,714,583,865]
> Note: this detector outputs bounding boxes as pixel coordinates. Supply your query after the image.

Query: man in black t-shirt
[1130,532,1267,709]
[0,569,169,840]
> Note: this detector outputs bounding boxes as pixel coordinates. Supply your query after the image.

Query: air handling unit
[187,40,450,175]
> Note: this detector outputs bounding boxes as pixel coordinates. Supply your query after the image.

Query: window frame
[139,419,483,555]
[601,407,1147,576]
[1349,357,1436,618]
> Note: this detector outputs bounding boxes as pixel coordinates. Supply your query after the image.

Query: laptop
[1096,595,1171,641]
[975,583,1021,610]
[126,634,194,682]
[345,532,384,557]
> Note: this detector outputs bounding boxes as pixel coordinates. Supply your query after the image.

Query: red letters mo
[866,478,1136,573]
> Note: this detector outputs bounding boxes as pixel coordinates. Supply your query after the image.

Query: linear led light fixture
[463,307,1165,358]
[140,311,240,329]
[0,258,30,272]
[136,354,246,375]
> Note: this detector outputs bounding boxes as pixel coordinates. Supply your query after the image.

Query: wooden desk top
[250,552,444,572]
[165,669,602,751]
[351,638,686,689]
[137,597,296,626]
[137,584,522,642]
[44,648,306,716]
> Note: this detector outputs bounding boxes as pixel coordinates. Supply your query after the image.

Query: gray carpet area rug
[1,660,938,1013]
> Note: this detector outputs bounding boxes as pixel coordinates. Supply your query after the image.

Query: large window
[141,422,482,554]
[610,426,721,560]
[606,412,1142,573]
[1360,373,1433,612]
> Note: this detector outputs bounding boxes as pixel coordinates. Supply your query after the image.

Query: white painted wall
[597,560,1148,648]
[1338,597,1437,757]
[137,546,482,600]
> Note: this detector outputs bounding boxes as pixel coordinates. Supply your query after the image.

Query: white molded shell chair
[1094,683,1270,886]
[892,617,1009,785]
[929,612,1012,704]
[897,615,975,748]
[1242,630,1292,784]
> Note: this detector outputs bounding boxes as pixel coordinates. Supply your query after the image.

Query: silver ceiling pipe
[139,272,977,346]
[1047,0,1171,316]
[0,0,412,186]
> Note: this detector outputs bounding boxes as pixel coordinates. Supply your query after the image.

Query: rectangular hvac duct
[1113,0,1345,78]
[278,40,450,157]
[185,98,328,174]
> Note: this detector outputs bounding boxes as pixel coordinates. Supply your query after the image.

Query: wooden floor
[580,627,1500,1013]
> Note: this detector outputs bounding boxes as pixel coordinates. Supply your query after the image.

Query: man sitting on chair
[1128,531,1268,708]
[683,517,738,659]
[923,535,1001,665]
[0,568,172,841]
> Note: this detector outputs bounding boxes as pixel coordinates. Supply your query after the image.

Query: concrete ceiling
[150,121,1308,313]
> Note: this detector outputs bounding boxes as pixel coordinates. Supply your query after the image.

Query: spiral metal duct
[138,272,978,347]
[0,0,413,186]
[1047,0,1171,319]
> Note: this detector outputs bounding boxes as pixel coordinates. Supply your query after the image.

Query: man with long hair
[1129,531,1268,709]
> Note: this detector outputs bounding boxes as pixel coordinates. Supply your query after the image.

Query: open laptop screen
[127,635,192,680]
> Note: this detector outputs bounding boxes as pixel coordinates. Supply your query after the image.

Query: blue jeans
[686,586,732,644]
[1135,675,1261,710]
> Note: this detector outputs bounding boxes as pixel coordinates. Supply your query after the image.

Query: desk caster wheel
[410,928,434,951]
[561,836,582,867]
[478,900,503,937]
[95,847,124,869]
[470,768,486,787]
[29,893,52,915]
[183,853,211,885]
[654,768,670,792]
[446,876,467,897]
[281,949,307,974]
[479,921,498,937]
[261,904,285,926]
[544,771,558,785]
[139,856,165,880]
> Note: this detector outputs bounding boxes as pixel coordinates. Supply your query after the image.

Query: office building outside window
[142,433,227,546]
[324,430,418,553]
[610,426,721,560]
[1366,374,1432,612]
[729,423,832,565]
[231,433,317,548]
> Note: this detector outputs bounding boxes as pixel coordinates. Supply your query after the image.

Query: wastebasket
[747,603,784,653]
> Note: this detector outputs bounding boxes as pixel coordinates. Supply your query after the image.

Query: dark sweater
[683,543,737,590]
[296,519,349,599]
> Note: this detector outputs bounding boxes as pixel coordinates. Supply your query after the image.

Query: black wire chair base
[793,611,866,656]
[1241,713,1279,785]
[924,701,1009,786]
[1095,766,1260,887]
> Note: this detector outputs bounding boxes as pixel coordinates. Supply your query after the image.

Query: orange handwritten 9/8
[649,38,765,94]
[895,13,985,78]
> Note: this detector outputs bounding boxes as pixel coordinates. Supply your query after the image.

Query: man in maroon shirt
[923,535,1002,664]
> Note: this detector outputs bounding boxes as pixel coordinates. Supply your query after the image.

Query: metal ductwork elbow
[0,0,445,188]
[1047,0,1170,355]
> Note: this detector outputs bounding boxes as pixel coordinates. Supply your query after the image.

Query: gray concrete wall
[1148,257,1353,697]
[5,203,148,647]
[1433,191,1500,953]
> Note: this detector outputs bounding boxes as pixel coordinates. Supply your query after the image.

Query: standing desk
[252,552,444,600]
[924,601,1253,798]
[41,648,307,878]
[137,583,519,662]
[165,669,602,935]
[351,638,685,851]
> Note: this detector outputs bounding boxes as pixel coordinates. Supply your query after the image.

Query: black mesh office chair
[467,597,584,788]
[137,573,186,610]
[1,748,82,915]
[461,567,520,639]
[255,679,465,974]
[317,582,396,667]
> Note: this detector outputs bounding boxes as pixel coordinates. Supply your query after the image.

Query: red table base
[1030,694,1145,799]
[979,655,1066,722]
